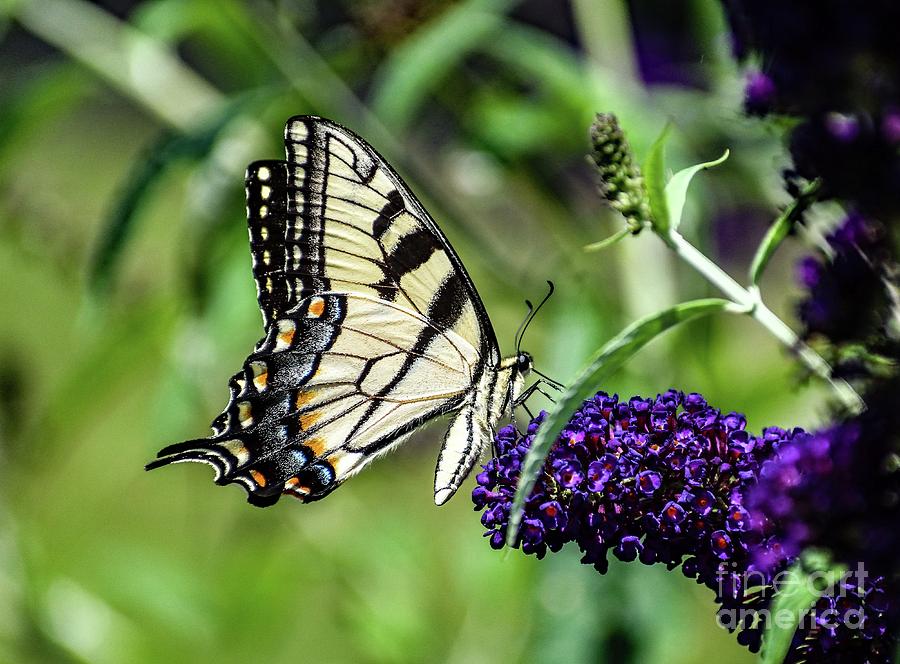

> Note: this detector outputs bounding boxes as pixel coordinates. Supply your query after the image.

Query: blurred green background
[0,1,837,662]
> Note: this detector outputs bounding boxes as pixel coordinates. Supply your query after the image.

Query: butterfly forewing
[149,116,500,506]
[280,118,489,351]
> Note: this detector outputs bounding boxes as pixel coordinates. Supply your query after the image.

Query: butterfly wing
[149,116,500,506]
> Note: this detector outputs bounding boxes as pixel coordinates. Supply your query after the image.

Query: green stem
[10,0,223,130]
[571,0,640,82]
[667,230,865,414]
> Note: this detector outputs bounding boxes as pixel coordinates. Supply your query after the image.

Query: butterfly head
[515,351,533,377]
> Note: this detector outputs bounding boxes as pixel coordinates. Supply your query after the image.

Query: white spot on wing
[288,121,309,143]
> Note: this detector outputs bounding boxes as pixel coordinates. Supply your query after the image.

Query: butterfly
[147,116,557,507]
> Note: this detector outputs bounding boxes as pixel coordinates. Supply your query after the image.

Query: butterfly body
[148,116,531,506]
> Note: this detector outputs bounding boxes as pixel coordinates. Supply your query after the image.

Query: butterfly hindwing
[151,291,479,502]
[149,116,502,506]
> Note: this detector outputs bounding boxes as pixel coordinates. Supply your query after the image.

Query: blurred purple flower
[747,377,900,579]
[721,1,900,218]
[784,574,896,663]
[796,213,889,346]
[746,375,900,659]
[744,71,776,116]
[789,118,900,219]
[721,1,900,117]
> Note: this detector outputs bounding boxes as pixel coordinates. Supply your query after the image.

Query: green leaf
[665,149,729,232]
[749,210,793,290]
[371,0,518,131]
[505,298,732,545]
[583,227,632,252]
[749,179,821,286]
[761,554,844,664]
[642,123,671,236]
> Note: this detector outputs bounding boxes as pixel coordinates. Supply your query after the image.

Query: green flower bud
[589,113,651,233]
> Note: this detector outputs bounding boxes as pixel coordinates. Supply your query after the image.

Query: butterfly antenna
[514,299,535,355]
[517,281,555,353]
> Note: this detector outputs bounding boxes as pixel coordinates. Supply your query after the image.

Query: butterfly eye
[517,352,533,375]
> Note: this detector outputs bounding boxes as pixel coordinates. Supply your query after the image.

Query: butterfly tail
[147,430,342,507]
[434,400,490,506]
[145,435,285,506]
[146,437,237,479]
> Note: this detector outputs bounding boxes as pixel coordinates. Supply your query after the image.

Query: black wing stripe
[321,145,368,180]
[337,324,468,373]
[284,116,497,359]
[343,271,468,451]
[372,190,405,239]
[378,226,441,290]
[338,398,463,460]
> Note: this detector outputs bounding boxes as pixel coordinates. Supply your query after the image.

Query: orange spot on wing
[283,477,311,500]
[278,328,295,347]
[250,361,268,388]
[325,452,350,475]
[295,390,314,408]
[253,370,268,390]
[308,297,325,318]
[249,469,267,487]
[305,437,326,456]
[300,412,321,430]
[290,489,312,501]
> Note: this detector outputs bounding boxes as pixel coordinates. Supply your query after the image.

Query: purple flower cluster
[473,390,802,651]
[722,1,900,118]
[749,427,892,575]
[721,2,900,218]
[746,375,900,660]
[748,378,900,578]
[785,574,895,664]
[796,213,890,347]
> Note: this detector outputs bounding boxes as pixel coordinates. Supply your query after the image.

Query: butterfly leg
[532,382,558,404]
[513,381,541,407]
[521,402,535,421]
[507,402,527,441]
[512,379,561,426]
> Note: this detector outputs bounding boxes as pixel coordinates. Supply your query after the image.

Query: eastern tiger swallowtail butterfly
[147,116,551,507]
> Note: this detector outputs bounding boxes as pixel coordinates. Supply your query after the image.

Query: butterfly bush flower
[745,375,900,661]
[473,390,803,651]
[789,118,900,221]
[589,113,652,233]
[721,2,900,118]
[720,2,900,359]
[795,213,892,348]
[721,1,900,219]
[782,574,895,664]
